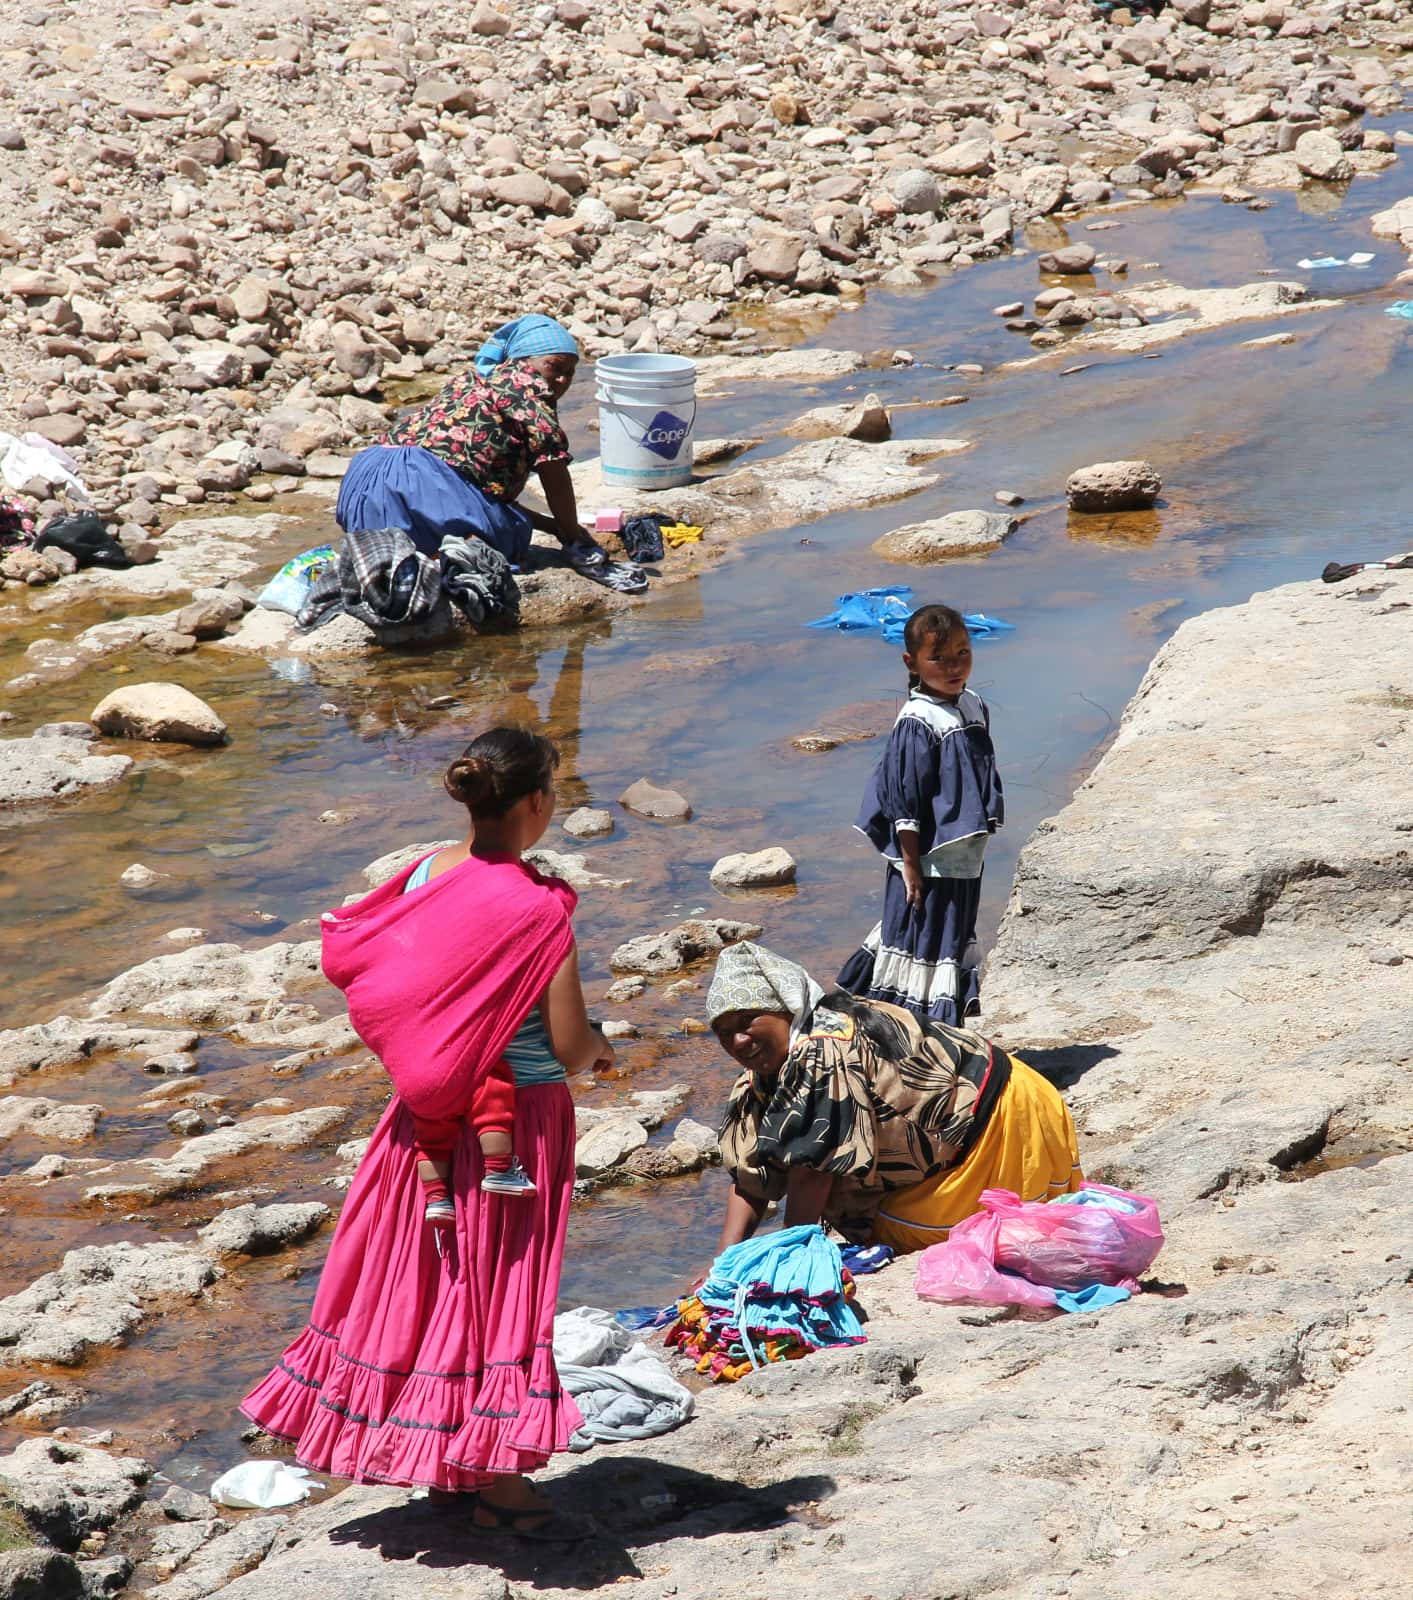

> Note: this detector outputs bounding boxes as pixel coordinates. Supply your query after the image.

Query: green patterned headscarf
[706,942,825,1039]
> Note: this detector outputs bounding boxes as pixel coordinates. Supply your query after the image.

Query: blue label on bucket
[639,409,690,462]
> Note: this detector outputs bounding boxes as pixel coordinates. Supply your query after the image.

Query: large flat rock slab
[988,570,1413,986]
[24,515,292,607]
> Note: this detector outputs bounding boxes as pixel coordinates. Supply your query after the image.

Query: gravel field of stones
[0,0,1410,552]
[3,0,1413,1597]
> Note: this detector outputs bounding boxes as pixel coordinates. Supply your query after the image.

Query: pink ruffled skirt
[240,1084,582,1490]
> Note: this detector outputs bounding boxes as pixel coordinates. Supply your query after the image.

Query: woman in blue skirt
[837,603,1003,1026]
[336,314,642,591]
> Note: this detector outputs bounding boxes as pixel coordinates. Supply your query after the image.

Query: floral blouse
[380,362,571,502]
[717,992,1010,1240]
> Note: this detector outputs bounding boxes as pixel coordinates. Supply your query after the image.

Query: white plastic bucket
[594,353,697,491]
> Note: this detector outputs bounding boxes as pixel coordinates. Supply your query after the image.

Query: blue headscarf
[474,314,578,376]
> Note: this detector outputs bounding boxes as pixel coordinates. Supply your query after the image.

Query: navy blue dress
[837,687,1003,1026]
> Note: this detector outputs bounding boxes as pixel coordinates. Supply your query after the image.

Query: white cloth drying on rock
[553,1305,632,1367]
[553,1307,694,1451]
[210,1460,316,1509]
[0,432,90,503]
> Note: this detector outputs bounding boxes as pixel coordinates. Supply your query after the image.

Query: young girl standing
[837,603,1003,1026]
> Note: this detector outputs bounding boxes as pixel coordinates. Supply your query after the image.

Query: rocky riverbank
[1,0,1410,546]
[4,559,1408,1598]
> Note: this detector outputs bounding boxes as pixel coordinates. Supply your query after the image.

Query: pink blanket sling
[239,850,585,1490]
[323,849,577,1123]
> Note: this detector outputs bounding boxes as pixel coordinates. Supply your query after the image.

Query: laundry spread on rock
[297,525,519,634]
[552,1307,694,1450]
[666,1224,865,1383]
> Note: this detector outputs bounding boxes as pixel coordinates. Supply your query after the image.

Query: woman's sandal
[468,1492,595,1544]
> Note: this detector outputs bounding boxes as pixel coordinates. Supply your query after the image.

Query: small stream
[3,137,1412,1485]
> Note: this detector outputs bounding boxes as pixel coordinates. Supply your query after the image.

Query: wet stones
[873,510,1018,563]
[119,862,167,892]
[0,1097,102,1145]
[0,1020,198,1089]
[672,1117,720,1159]
[83,1108,347,1206]
[610,919,761,976]
[1370,196,1413,250]
[523,847,632,892]
[619,778,692,821]
[156,1484,217,1523]
[199,1201,330,1257]
[1294,131,1352,184]
[144,1052,199,1076]
[1066,459,1163,513]
[361,840,457,888]
[174,593,247,641]
[89,684,228,748]
[0,1244,221,1366]
[1038,243,1098,275]
[786,396,892,443]
[574,1116,648,1178]
[0,732,132,809]
[572,1088,711,1184]
[562,806,614,839]
[86,938,323,1029]
[710,848,798,890]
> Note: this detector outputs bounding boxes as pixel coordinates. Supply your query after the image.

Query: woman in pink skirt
[241,727,612,1540]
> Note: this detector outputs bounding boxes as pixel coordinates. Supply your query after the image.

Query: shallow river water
[3,141,1412,1485]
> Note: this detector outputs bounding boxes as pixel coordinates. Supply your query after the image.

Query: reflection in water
[1065,506,1166,546]
[3,159,1413,1480]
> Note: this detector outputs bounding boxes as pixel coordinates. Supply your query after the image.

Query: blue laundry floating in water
[806,586,1015,645]
[1385,301,1413,321]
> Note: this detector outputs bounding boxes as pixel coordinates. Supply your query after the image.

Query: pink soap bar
[594,508,623,534]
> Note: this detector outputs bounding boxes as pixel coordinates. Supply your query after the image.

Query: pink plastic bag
[914,1209,1059,1310]
[913,1184,1164,1309]
[988,1184,1163,1289]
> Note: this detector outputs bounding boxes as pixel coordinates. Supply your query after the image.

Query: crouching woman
[706,942,1083,1254]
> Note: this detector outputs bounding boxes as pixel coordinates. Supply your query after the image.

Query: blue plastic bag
[257,544,337,615]
[806,585,1015,644]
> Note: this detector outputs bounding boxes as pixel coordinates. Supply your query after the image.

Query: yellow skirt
[871,1058,1083,1256]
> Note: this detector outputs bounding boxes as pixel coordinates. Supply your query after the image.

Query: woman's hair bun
[443,726,559,818]
[444,754,494,809]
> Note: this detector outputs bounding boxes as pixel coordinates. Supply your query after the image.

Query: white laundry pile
[0,432,91,503]
[552,1306,694,1451]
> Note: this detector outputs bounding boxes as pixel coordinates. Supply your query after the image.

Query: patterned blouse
[718,992,1010,1240]
[380,362,571,502]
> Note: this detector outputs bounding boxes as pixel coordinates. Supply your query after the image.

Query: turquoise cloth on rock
[699,1224,866,1370]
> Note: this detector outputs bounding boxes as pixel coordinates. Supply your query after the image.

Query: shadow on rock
[1022,1041,1119,1089]
[326,1458,837,1589]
